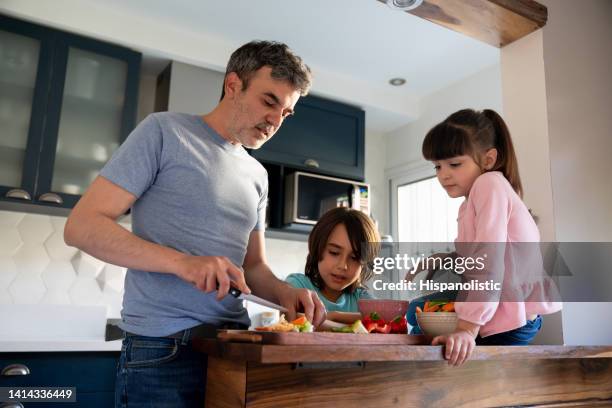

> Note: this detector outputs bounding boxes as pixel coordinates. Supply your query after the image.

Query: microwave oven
[284,171,370,225]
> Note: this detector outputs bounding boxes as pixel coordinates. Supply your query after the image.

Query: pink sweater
[454,171,562,337]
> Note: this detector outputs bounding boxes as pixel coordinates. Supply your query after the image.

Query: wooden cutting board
[217,330,429,345]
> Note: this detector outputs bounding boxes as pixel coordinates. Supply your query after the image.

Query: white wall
[540,0,612,345]
[384,64,503,236]
[500,29,562,345]
[385,65,502,171]
[365,130,388,235]
[167,61,225,115]
[501,30,556,242]
[137,74,156,123]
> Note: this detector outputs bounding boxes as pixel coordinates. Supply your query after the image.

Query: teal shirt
[285,273,373,313]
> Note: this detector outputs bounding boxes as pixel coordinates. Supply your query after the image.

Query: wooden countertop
[194,338,612,364]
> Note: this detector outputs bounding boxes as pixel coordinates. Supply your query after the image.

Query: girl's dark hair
[422,109,523,197]
[305,207,380,293]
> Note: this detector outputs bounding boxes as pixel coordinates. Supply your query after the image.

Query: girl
[421,108,562,366]
[285,207,380,318]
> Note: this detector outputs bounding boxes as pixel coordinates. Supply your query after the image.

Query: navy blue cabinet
[251,94,365,181]
[0,14,140,210]
[0,352,119,407]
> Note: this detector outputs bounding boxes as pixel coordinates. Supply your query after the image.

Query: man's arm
[64,176,250,297]
[242,230,326,326]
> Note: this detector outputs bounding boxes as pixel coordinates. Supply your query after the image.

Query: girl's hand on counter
[431,319,479,366]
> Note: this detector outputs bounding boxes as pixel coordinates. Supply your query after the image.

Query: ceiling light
[386,0,424,11]
[389,78,406,86]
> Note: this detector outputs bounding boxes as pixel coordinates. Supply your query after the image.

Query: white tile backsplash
[9,274,46,304]
[0,209,310,325]
[0,209,124,317]
[0,259,17,289]
[41,260,77,291]
[0,210,25,227]
[17,214,54,243]
[13,243,50,277]
[0,228,22,256]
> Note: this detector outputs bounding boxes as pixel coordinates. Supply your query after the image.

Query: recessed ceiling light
[389,78,406,86]
[386,0,424,11]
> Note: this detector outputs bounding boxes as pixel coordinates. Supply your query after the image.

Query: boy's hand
[277,286,327,327]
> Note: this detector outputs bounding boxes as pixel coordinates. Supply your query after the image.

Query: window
[397,177,463,243]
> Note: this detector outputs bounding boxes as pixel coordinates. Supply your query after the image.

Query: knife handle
[228,286,242,298]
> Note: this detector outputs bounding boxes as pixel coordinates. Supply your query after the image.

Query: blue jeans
[476,316,542,345]
[115,331,207,408]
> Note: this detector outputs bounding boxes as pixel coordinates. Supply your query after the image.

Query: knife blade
[228,286,288,313]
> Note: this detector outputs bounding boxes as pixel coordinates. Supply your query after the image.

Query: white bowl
[416,312,458,337]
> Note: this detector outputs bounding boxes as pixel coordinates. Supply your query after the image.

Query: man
[64,41,326,407]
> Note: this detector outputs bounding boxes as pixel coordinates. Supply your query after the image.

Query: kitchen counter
[194,338,612,408]
[0,339,122,352]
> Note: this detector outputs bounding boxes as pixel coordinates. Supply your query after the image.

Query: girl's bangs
[422,123,474,161]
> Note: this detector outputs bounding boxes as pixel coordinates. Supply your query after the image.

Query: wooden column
[205,357,248,408]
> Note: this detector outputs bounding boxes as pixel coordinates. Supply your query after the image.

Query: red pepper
[363,321,378,333]
[362,312,396,334]
[362,312,383,329]
[374,323,391,334]
[389,315,408,334]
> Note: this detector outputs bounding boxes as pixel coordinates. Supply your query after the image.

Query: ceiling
[1,0,500,133]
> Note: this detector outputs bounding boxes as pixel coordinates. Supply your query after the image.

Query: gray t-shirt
[100,112,268,336]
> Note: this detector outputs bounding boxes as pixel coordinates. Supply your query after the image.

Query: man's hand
[431,319,479,366]
[277,285,326,327]
[175,255,251,300]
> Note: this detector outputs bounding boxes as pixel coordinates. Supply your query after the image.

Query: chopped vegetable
[255,314,313,332]
[389,315,408,334]
[441,303,455,312]
[423,300,455,313]
[350,320,369,334]
[331,325,355,333]
[291,316,308,326]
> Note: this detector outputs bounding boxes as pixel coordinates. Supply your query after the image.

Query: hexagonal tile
[0,258,18,289]
[69,277,103,305]
[44,231,79,261]
[0,227,22,256]
[9,274,46,304]
[49,216,68,232]
[13,244,50,277]
[41,260,77,291]
[71,252,105,278]
[0,210,25,227]
[40,290,72,305]
[0,288,13,304]
[17,214,54,244]
[96,264,126,293]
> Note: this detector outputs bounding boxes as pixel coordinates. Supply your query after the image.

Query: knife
[228,286,289,313]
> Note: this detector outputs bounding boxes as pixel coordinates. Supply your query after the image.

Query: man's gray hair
[221,40,312,99]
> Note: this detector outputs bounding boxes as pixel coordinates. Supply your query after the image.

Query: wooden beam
[376,0,548,47]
